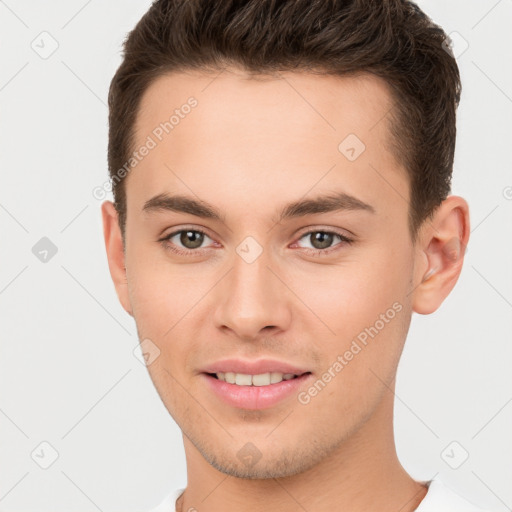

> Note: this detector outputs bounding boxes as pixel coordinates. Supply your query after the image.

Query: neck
[176,388,428,512]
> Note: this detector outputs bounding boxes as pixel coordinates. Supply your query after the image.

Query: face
[109,69,423,478]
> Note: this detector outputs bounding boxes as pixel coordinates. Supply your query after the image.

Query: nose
[213,246,292,341]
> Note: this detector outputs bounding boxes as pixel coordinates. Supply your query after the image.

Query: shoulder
[415,477,492,512]
[146,488,185,512]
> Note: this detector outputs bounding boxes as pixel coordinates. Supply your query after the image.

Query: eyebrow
[142,191,376,222]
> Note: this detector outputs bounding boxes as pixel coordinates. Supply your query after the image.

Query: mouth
[206,371,310,386]
[201,370,313,410]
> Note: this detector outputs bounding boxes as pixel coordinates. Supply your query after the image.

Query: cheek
[302,301,409,422]
[127,260,204,380]
[125,250,186,335]
[293,253,411,378]
[125,251,220,366]
[291,253,406,331]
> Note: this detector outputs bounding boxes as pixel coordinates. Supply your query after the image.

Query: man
[101,1,487,510]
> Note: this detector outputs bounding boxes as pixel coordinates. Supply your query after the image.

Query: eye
[159,228,214,255]
[158,227,354,257]
[293,229,353,255]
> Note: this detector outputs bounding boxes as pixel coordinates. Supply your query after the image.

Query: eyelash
[158,227,354,258]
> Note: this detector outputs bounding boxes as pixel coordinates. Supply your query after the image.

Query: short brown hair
[108,0,461,244]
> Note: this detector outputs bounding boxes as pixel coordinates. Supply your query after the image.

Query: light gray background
[1,1,511,510]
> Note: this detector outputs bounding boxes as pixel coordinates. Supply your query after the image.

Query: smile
[211,371,301,386]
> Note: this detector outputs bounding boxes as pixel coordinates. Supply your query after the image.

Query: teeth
[270,372,283,384]
[235,373,252,386]
[214,372,298,386]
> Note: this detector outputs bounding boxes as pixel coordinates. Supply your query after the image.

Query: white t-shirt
[147,476,489,512]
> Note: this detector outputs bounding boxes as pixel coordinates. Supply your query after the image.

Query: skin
[102,68,470,512]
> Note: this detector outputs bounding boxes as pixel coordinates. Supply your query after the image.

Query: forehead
[128,68,408,225]
[135,68,396,149]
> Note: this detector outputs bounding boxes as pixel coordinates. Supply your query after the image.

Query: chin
[190,430,339,480]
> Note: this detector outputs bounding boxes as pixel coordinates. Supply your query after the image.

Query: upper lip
[201,358,310,375]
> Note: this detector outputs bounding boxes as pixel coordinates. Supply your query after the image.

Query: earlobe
[412,196,470,315]
[101,201,133,317]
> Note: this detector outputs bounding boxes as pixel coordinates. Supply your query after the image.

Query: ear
[412,195,470,315]
[101,201,133,317]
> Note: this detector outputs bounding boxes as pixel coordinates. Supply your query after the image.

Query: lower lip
[201,373,312,410]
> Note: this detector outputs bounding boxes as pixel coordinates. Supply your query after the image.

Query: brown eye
[294,229,353,255]
[309,231,335,250]
[178,230,204,249]
[160,228,213,254]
